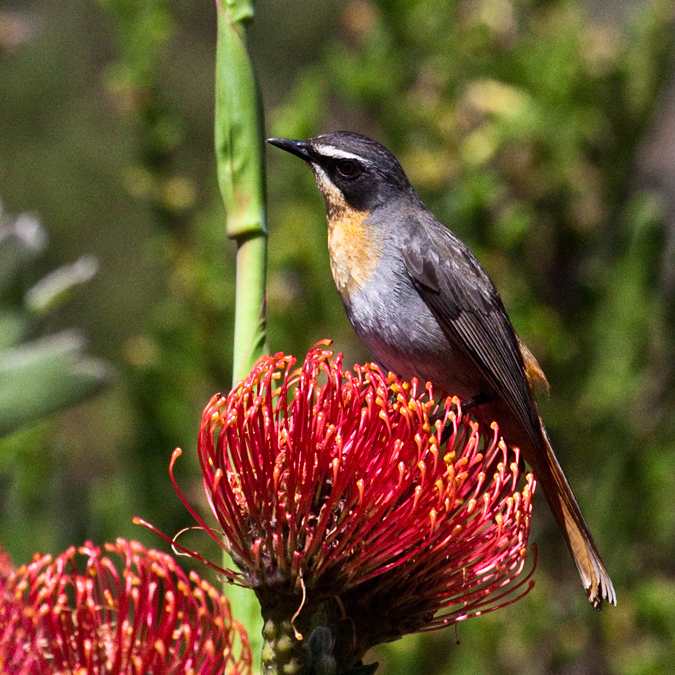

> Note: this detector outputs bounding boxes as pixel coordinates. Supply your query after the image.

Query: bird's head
[267,131,415,219]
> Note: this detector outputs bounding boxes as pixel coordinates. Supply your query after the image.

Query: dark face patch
[307,133,415,213]
[319,157,375,212]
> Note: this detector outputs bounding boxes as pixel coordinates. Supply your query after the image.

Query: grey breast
[344,239,480,399]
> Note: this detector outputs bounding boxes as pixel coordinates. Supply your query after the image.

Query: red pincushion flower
[0,539,251,675]
[160,343,535,661]
[1,543,39,675]
[0,543,13,583]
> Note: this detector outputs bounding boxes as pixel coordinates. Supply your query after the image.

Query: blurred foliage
[0,202,110,561]
[0,204,109,438]
[1,0,675,674]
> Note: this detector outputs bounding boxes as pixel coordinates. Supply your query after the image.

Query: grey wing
[401,214,540,444]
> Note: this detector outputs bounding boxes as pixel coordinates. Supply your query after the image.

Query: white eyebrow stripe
[312,145,368,163]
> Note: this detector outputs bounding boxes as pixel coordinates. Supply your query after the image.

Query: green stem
[261,616,305,675]
[214,0,268,669]
[233,234,267,383]
[214,0,268,378]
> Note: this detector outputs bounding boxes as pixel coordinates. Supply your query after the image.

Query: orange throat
[317,176,380,296]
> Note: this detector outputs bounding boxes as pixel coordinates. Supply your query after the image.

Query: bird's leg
[461,392,495,410]
[438,392,495,444]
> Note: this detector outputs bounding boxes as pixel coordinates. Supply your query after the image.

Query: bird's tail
[534,425,616,609]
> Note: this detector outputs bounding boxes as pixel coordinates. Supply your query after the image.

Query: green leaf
[0,331,112,438]
[0,311,28,350]
[24,255,98,315]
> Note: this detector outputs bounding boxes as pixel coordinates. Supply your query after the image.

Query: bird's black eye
[335,159,363,180]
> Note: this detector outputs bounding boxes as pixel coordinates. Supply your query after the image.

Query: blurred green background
[1,0,675,673]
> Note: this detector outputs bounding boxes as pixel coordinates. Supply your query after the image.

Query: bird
[267,131,616,609]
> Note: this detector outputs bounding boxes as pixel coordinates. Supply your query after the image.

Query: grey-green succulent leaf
[0,330,111,438]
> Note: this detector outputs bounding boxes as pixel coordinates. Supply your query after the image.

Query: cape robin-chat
[268,131,616,608]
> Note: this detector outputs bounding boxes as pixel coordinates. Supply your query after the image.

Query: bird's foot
[437,392,495,444]
[461,392,495,410]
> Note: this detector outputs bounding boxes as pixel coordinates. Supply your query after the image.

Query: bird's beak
[266,138,311,161]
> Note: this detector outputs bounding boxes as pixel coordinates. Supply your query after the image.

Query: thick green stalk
[214,0,267,669]
[215,0,268,383]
